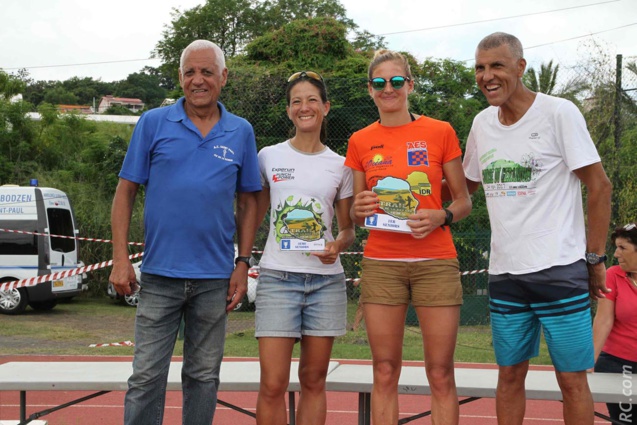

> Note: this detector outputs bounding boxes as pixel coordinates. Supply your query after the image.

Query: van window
[0,220,38,255]
[47,208,75,253]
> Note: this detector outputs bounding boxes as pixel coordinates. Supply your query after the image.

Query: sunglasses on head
[369,76,411,91]
[287,71,323,83]
[623,223,636,231]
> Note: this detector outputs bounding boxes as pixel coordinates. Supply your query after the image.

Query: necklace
[628,273,637,288]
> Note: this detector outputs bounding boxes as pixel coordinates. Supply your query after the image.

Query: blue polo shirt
[119,98,261,278]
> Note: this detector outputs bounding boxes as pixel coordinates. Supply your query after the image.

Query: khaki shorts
[359,258,463,307]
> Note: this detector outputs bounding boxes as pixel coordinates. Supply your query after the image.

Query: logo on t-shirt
[212,145,234,162]
[364,154,393,171]
[271,168,295,183]
[406,141,429,167]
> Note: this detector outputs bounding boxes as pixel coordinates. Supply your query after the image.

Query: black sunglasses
[369,76,411,91]
[287,71,323,83]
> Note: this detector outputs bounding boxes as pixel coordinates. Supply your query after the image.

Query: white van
[0,185,83,314]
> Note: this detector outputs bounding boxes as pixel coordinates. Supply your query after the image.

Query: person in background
[345,49,472,425]
[254,70,354,425]
[109,39,261,425]
[594,223,637,424]
[462,32,612,425]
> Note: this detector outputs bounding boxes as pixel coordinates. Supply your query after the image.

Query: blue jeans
[124,273,229,425]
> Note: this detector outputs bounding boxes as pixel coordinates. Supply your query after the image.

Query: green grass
[2,296,552,365]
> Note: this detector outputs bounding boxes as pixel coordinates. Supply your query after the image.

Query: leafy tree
[23,80,60,106]
[61,77,115,106]
[254,0,353,35]
[141,66,176,91]
[245,17,350,69]
[0,70,26,98]
[43,86,78,105]
[154,0,258,83]
[0,70,36,184]
[153,0,368,86]
[105,105,139,116]
[114,71,167,109]
[411,58,487,145]
[573,41,637,229]
[23,77,116,108]
[350,29,386,52]
[36,102,59,128]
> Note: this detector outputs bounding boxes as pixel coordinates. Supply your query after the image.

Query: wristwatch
[235,256,251,267]
[442,208,454,227]
[585,252,607,265]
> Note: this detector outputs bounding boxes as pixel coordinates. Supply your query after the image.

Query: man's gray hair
[179,40,226,74]
[477,32,524,60]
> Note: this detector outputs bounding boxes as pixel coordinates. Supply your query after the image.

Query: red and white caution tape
[0,228,144,246]
[89,340,135,348]
[0,252,144,292]
[460,268,489,276]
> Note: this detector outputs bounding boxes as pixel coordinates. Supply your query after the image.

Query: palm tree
[524,60,559,94]
[524,60,589,105]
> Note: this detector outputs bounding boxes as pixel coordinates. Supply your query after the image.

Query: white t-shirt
[463,93,601,275]
[258,140,353,274]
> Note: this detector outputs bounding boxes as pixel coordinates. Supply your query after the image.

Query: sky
[2,0,636,83]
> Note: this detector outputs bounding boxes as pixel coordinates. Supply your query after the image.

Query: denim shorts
[255,268,347,338]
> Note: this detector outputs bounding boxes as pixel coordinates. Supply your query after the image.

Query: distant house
[57,104,93,114]
[160,98,176,107]
[97,95,144,113]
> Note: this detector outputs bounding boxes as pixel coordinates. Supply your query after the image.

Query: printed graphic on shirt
[480,151,542,198]
[407,171,432,196]
[406,141,429,166]
[274,196,325,242]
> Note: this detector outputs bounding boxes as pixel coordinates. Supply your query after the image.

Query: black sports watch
[235,256,251,267]
[585,252,607,265]
[442,208,454,227]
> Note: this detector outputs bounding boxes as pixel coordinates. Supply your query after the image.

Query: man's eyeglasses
[623,223,636,231]
[369,76,411,91]
[287,71,323,83]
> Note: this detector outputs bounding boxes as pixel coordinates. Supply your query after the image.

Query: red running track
[0,355,612,424]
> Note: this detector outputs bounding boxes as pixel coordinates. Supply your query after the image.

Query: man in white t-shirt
[462,32,612,425]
